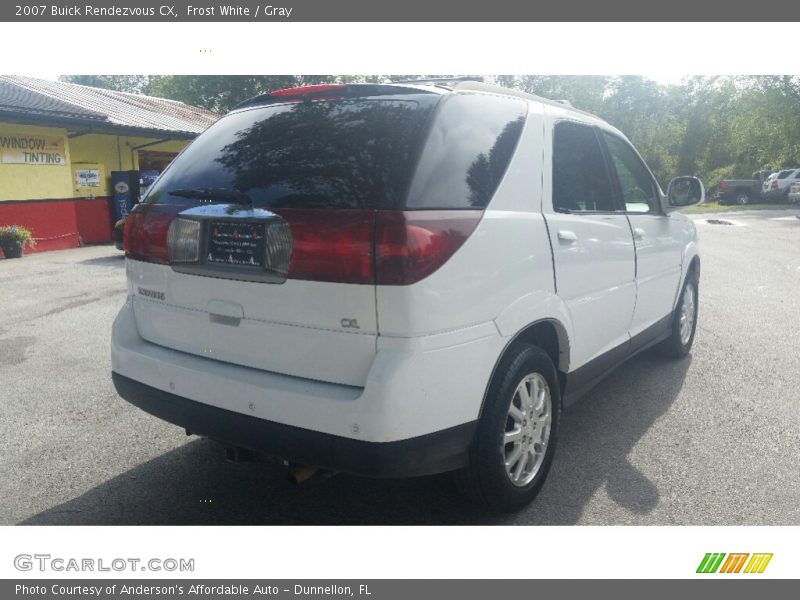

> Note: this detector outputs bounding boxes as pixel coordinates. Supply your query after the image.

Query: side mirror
[665,176,704,210]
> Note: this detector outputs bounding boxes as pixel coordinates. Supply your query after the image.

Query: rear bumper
[113,371,475,478]
[111,296,502,463]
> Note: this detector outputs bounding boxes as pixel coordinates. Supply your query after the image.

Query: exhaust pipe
[224,449,335,483]
[225,446,269,463]
[287,465,318,485]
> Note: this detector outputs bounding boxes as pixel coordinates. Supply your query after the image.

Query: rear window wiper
[168,188,253,204]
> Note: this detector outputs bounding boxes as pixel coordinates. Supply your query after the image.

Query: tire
[456,344,561,512]
[735,190,750,205]
[658,269,699,358]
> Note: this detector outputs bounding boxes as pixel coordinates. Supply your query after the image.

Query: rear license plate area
[206,220,266,269]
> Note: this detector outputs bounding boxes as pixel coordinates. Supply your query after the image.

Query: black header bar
[1,1,795,22]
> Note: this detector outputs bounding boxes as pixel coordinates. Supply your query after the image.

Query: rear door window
[552,121,616,212]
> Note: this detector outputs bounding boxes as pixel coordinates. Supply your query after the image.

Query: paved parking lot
[2,209,799,525]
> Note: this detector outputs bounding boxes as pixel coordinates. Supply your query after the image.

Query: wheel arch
[478,318,570,420]
[674,236,701,311]
[680,249,700,296]
[687,254,701,278]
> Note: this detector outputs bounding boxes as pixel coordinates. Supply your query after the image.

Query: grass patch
[685,202,795,214]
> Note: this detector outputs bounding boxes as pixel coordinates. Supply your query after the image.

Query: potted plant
[0,225,36,258]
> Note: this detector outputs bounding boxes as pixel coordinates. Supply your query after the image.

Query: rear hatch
[124,84,528,387]
[124,86,441,387]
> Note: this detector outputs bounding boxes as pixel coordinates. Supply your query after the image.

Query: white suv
[112,82,703,512]
[762,167,800,201]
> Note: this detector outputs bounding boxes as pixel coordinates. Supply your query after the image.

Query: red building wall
[74,198,113,243]
[0,198,112,253]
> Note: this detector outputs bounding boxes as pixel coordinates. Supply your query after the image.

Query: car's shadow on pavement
[22,350,690,525]
[77,253,125,268]
[526,350,692,524]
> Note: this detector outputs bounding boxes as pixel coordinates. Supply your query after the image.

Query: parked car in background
[788,182,800,204]
[111,81,704,511]
[762,168,800,201]
[718,170,770,205]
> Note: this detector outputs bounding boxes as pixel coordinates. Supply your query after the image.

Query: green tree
[58,75,160,94]
[58,73,800,190]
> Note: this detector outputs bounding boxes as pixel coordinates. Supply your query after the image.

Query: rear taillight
[375,211,483,285]
[124,205,184,264]
[275,209,375,285]
[719,181,728,191]
[126,205,483,286]
[166,218,201,263]
[771,180,778,190]
[264,221,293,278]
[275,209,482,285]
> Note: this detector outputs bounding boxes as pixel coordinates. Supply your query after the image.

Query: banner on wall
[0,134,66,165]
[75,168,101,188]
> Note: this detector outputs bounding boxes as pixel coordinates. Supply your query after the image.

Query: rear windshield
[144,91,526,210]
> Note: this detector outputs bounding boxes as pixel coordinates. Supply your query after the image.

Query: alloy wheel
[679,282,696,346]
[503,372,552,487]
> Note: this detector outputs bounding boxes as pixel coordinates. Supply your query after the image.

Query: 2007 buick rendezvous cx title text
[36,5,295,18]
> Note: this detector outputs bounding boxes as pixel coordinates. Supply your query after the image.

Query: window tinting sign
[0,135,66,165]
[207,221,266,267]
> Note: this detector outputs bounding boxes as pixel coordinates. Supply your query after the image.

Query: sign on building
[75,169,101,188]
[0,134,66,165]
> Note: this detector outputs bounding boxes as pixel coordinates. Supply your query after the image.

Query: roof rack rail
[451,81,596,118]
[390,76,485,87]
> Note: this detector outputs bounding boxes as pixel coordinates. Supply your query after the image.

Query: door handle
[633,227,646,240]
[557,230,578,242]
[207,299,244,320]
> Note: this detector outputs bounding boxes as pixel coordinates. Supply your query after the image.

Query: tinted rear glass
[406,93,527,209]
[144,91,526,211]
[144,94,439,210]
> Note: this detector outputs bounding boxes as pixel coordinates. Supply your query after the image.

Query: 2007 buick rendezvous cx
[112,81,703,511]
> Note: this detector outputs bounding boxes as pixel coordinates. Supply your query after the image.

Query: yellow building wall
[1,124,191,201]
[0,122,73,201]
[69,135,189,197]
